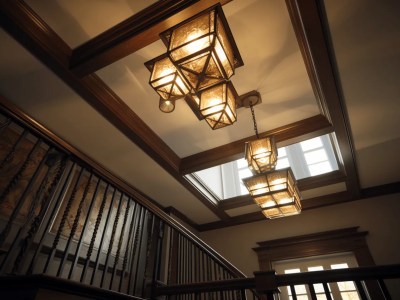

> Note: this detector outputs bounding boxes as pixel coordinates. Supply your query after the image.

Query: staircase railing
[156,264,400,299]
[0,97,255,299]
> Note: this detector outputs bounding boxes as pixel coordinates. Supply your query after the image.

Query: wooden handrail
[0,274,143,300]
[156,264,400,296]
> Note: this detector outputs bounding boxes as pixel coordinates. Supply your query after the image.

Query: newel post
[254,271,280,300]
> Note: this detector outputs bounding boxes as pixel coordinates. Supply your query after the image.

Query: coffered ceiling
[0,0,399,230]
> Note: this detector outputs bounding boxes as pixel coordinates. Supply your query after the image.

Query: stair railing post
[254,271,280,300]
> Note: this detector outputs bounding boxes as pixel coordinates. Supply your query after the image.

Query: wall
[200,193,400,277]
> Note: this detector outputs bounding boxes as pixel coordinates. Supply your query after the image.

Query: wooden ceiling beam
[180,114,333,174]
[70,0,232,77]
[285,0,361,198]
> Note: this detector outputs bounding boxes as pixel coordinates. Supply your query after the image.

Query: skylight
[186,134,339,201]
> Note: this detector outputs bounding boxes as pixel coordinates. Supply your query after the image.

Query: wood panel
[70,0,234,76]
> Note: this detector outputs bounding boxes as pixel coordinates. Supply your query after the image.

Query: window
[186,134,339,200]
[273,253,361,300]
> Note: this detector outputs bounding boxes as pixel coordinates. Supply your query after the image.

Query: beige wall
[200,193,400,277]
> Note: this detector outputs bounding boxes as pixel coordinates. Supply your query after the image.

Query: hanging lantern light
[145,54,190,110]
[240,91,278,173]
[242,168,301,219]
[198,81,237,130]
[245,137,278,174]
[160,4,243,92]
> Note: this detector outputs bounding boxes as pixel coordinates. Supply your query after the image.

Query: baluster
[0,141,48,248]
[0,136,41,211]
[150,219,165,299]
[28,160,74,274]
[43,166,85,274]
[68,176,101,280]
[7,151,66,274]
[322,283,332,300]
[118,201,137,292]
[188,240,193,283]
[207,254,212,281]
[289,285,297,300]
[308,283,317,300]
[110,198,131,290]
[178,234,182,284]
[127,205,144,295]
[0,130,27,171]
[57,171,94,277]
[132,209,147,296]
[354,281,369,300]
[378,279,392,300]
[100,192,124,288]
[141,212,155,294]
[81,183,110,283]
[90,187,118,286]
[0,117,11,134]
[194,245,198,283]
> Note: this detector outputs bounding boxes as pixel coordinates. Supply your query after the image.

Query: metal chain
[250,103,259,138]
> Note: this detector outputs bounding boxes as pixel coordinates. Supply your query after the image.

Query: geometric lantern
[197,81,238,130]
[160,4,243,92]
[145,54,190,109]
[245,136,278,174]
[242,168,301,219]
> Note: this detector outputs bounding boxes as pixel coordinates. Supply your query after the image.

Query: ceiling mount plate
[237,90,262,108]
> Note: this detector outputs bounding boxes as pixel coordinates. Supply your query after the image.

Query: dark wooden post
[254,271,280,300]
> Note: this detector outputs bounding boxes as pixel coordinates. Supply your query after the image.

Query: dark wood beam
[285,0,361,198]
[70,0,232,76]
[180,114,333,174]
[0,0,230,221]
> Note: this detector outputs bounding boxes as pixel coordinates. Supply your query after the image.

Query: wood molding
[198,183,400,231]
[253,227,374,270]
[285,0,360,198]
[180,114,333,174]
[70,0,233,76]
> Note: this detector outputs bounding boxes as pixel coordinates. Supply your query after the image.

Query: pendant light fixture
[145,54,190,112]
[198,81,238,129]
[144,4,243,129]
[240,91,302,219]
[160,4,243,92]
[242,168,302,219]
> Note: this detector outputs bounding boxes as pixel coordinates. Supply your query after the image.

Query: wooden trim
[285,0,360,198]
[180,114,333,174]
[253,227,374,270]
[0,274,141,300]
[198,183,400,231]
[70,0,233,77]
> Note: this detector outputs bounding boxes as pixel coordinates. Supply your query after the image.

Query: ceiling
[0,0,399,230]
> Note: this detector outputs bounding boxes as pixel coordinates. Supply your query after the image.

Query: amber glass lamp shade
[198,81,237,130]
[160,4,242,92]
[242,168,301,219]
[145,55,190,104]
[245,137,278,174]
